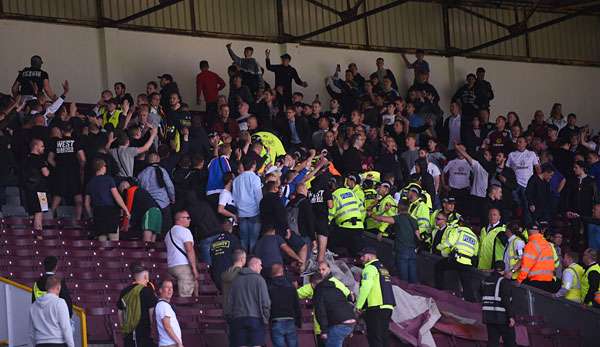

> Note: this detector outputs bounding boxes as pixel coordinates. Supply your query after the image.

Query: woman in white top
[217,172,237,223]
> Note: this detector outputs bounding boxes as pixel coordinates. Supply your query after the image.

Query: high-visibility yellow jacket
[329,187,364,229]
[439,226,479,266]
[478,224,507,270]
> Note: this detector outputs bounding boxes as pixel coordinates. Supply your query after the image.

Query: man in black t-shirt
[12,55,56,100]
[21,138,50,236]
[48,124,86,219]
[309,166,333,262]
[117,264,158,347]
[210,220,242,290]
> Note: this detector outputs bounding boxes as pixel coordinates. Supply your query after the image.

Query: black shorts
[51,171,82,197]
[24,190,48,214]
[314,218,330,237]
[93,205,121,236]
[287,232,307,253]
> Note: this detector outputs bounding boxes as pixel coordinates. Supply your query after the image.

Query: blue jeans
[513,185,531,225]
[199,233,220,266]
[270,319,298,347]
[396,246,418,283]
[325,324,353,347]
[239,216,261,252]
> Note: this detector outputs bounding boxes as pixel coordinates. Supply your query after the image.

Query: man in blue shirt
[232,156,263,251]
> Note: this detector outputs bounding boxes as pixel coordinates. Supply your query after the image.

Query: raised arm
[226,43,242,65]
[136,127,158,154]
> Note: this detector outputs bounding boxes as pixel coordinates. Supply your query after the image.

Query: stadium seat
[86,307,117,343]
[1,206,28,219]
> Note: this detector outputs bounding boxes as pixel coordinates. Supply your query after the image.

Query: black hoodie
[267,275,302,327]
[314,276,356,331]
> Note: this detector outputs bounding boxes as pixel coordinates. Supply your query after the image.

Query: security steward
[407,186,431,248]
[581,248,600,308]
[478,208,507,271]
[356,247,396,347]
[363,179,379,230]
[345,174,365,220]
[431,211,454,256]
[328,177,365,256]
[430,197,461,228]
[554,251,584,303]
[434,218,479,302]
[481,260,516,347]
[368,182,398,240]
[516,223,555,293]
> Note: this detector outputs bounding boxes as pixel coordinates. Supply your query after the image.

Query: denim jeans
[396,246,418,283]
[198,233,221,266]
[325,324,353,347]
[513,185,531,225]
[270,319,298,347]
[239,216,261,252]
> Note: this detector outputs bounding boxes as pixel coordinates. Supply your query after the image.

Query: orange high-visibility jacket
[517,233,555,283]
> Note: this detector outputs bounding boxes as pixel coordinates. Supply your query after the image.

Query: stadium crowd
[2,44,600,347]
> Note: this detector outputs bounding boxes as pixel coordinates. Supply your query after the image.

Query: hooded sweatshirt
[30,293,74,347]
[224,268,271,324]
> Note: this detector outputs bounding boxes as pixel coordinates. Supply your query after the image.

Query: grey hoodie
[30,293,74,347]
[224,268,271,324]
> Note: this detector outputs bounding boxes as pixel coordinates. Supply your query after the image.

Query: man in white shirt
[411,148,442,194]
[507,136,540,224]
[166,210,199,297]
[155,280,183,347]
[454,144,489,216]
[443,151,472,214]
[446,101,462,151]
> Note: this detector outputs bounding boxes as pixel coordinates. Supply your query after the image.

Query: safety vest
[356,259,396,310]
[329,188,364,229]
[550,243,560,270]
[507,236,525,280]
[581,263,600,306]
[33,281,46,299]
[409,199,431,244]
[363,188,378,229]
[371,194,398,237]
[432,224,454,255]
[481,274,509,325]
[429,209,461,230]
[516,233,555,283]
[351,185,366,220]
[563,263,584,303]
[297,277,351,335]
[478,224,507,270]
[360,171,381,184]
[102,109,122,129]
[441,226,478,266]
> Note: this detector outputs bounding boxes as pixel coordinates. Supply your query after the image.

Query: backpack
[287,197,305,236]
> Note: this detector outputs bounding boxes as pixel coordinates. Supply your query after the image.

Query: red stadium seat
[86,307,117,343]
[2,238,36,247]
[35,239,65,248]
[63,240,95,249]
[72,282,110,294]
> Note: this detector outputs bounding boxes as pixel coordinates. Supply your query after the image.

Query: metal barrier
[362,232,600,346]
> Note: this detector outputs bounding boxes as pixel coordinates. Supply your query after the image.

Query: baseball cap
[346,174,358,182]
[409,187,420,194]
[442,197,456,204]
[529,223,541,231]
[380,182,391,189]
[157,73,173,81]
[357,247,377,256]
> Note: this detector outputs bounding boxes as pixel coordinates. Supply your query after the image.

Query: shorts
[230,317,266,347]
[24,190,48,214]
[142,207,162,235]
[287,232,307,253]
[51,170,82,197]
[168,264,196,297]
[93,205,121,236]
[315,218,330,237]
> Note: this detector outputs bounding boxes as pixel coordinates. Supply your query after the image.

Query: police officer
[581,248,600,308]
[434,218,479,302]
[407,186,431,248]
[363,179,379,229]
[369,182,398,240]
[356,247,396,347]
[328,177,364,256]
[32,256,73,318]
[554,251,584,303]
[481,260,516,347]
[430,197,461,228]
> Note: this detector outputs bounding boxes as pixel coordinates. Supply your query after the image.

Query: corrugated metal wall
[2,0,600,63]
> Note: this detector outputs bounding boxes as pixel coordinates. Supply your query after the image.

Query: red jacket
[196,70,226,103]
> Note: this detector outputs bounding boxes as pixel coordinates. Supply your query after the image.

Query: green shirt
[393,214,418,249]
